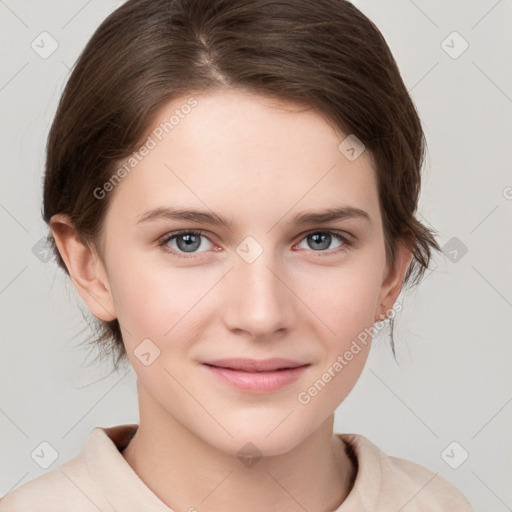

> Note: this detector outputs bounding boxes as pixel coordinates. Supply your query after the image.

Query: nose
[221,248,296,340]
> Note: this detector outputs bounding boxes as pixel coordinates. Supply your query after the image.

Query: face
[88,89,405,456]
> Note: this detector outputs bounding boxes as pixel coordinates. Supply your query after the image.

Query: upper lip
[202,358,309,372]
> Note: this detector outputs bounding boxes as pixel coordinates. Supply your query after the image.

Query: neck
[122,384,356,512]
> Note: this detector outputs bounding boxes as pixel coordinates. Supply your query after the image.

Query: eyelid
[294,228,354,243]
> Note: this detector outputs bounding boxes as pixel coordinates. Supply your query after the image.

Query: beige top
[0,424,474,511]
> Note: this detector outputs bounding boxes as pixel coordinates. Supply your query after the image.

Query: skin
[51,89,412,512]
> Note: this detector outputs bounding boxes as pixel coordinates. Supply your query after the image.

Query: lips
[202,358,310,393]
[202,358,309,372]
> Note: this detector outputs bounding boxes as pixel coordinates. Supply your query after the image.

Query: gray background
[1,0,511,510]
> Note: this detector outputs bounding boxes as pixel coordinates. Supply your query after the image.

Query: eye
[295,230,352,253]
[158,230,215,256]
[158,229,353,259]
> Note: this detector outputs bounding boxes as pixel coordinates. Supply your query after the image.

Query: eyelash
[157,229,354,259]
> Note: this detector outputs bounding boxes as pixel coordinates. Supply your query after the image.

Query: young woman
[0,0,474,510]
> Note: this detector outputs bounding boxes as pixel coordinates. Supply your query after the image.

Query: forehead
[106,89,381,228]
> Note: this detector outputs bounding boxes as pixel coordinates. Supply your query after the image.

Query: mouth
[201,358,309,372]
[201,358,310,393]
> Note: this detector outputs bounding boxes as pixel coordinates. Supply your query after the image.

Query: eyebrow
[292,207,371,226]
[135,206,371,228]
[135,207,235,229]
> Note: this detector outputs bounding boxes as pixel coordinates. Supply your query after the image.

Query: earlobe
[50,214,117,322]
[374,239,413,322]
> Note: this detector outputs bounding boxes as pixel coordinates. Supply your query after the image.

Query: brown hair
[43,0,440,370]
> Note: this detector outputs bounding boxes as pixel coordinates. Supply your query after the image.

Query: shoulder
[0,453,105,511]
[338,433,474,511]
[0,424,137,512]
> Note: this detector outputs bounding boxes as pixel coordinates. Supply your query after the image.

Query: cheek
[305,253,385,341]
[300,267,382,409]
[106,251,218,347]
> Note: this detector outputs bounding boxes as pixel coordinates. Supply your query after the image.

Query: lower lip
[202,364,309,393]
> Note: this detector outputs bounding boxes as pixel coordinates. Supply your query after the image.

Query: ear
[50,213,116,322]
[374,237,413,323]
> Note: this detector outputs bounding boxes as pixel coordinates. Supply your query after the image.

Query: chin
[203,421,312,460]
